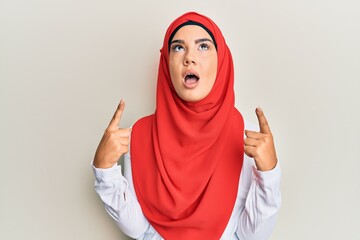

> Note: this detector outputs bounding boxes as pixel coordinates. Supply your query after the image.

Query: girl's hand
[244,108,278,171]
[93,100,131,169]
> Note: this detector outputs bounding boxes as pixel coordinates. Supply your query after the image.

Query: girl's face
[169,25,218,102]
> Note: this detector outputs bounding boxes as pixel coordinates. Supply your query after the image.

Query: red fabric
[131,12,244,239]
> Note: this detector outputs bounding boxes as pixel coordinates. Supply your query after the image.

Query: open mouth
[184,72,200,88]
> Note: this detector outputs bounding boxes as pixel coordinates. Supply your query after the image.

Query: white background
[1,0,359,239]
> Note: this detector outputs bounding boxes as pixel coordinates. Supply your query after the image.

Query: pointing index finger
[256,107,271,134]
[108,100,125,131]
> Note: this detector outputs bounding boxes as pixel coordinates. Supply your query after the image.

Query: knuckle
[119,137,129,145]
[108,132,117,140]
[119,128,129,135]
[265,135,273,143]
[119,146,129,155]
[259,138,266,144]
[116,143,124,150]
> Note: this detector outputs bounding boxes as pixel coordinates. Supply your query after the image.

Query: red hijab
[131,12,244,239]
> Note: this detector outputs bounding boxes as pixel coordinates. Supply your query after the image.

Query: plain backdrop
[1,0,359,239]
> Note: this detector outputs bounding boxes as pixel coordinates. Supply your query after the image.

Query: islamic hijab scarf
[131,12,244,239]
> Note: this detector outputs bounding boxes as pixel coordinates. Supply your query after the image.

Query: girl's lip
[183,70,200,89]
[183,78,199,89]
[183,70,200,79]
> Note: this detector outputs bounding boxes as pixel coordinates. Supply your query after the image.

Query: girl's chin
[178,92,205,102]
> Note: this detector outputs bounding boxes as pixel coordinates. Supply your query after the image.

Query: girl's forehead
[172,25,211,39]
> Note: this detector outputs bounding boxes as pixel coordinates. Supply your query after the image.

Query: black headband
[168,20,217,52]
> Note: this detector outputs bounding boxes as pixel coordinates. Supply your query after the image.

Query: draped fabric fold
[131,12,244,239]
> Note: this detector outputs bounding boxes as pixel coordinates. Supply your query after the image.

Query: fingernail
[256,107,262,113]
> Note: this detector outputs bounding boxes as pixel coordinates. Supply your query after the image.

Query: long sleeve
[92,161,150,238]
[236,161,281,240]
[92,120,281,240]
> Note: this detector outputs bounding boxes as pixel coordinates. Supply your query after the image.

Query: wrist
[255,158,277,172]
[93,158,116,169]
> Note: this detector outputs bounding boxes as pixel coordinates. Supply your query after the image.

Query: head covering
[131,12,244,239]
[168,20,217,51]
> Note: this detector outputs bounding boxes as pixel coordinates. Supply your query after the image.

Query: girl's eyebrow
[170,38,214,46]
[170,39,185,45]
[195,38,214,44]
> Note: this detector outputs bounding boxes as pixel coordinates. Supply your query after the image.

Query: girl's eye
[172,45,184,52]
[199,43,210,51]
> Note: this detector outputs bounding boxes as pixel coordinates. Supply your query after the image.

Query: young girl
[93,12,281,240]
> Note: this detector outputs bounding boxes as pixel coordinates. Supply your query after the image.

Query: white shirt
[92,121,281,240]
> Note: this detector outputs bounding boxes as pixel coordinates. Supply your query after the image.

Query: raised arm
[237,108,281,239]
[92,100,149,238]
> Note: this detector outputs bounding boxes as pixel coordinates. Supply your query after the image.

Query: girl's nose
[184,51,196,65]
